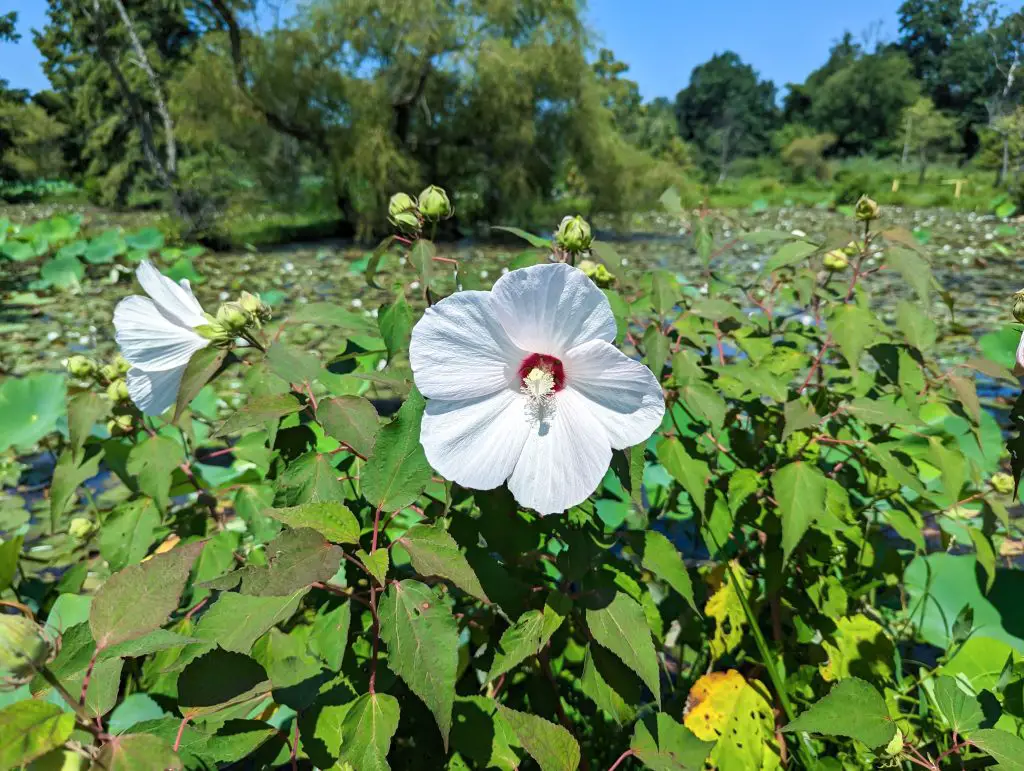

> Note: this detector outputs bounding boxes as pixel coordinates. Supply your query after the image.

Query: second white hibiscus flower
[410,262,665,515]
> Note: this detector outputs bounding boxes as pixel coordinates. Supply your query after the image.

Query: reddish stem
[606,749,634,771]
[173,716,190,752]
[79,649,99,705]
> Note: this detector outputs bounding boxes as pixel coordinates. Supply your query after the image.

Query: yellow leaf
[704,562,753,660]
[819,615,895,684]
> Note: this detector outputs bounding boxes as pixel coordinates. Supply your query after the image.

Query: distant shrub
[781,133,837,183]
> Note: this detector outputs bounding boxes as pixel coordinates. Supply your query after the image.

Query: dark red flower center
[518,353,565,391]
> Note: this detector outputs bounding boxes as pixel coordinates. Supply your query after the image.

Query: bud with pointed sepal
[106,378,130,403]
[66,355,97,379]
[418,185,453,221]
[555,215,593,254]
[854,195,880,222]
[1013,289,1024,323]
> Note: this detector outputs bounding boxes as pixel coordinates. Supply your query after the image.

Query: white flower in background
[410,262,665,515]
[113,261,210,416]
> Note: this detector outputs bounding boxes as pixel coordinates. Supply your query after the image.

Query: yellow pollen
[521,367,556,425]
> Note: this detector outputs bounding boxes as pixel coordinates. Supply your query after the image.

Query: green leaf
[192,589,307,655]
[658,437,709,514]
[318,395,380,457]
[496,704,580,771]
[766,240,817,271]
[262,502,360,544]
[650,271,679,315]
[274,452,344,506]
[782,399,819,440]
[678,381,726,432]
[174,347,229,422]
[969,728,1024,768]
[125,227,165,251]
[83,229,126,263]
[487,599,566,681]
[378,291,414,359]
[644,324,669,377]
[99,499,161,571]
[830,305,876,366]
[266,342,322,385]
[933,675,984,733]
[93,734,183,770]
[67,391,106,456]
[949,374,982,423]
[0,373,66,453]
[772,462,828,562]
[214,393,303,437]
[409,239,436,289]
[630,712,714,770]
[492,225,552,248]
[239,528,343,596]
[90,541,204,649]
[178,649,270,720]
[0,535,22,592]
[642,531,697,612]
[100,629,201,661]
[50,447,102,528]
[783,677,895,749]
[358,548,390,585]
[308,602,351,670]
[580,644,641,723]
[0,701,75,767]
[126,436,182,511]
[397,521,489,603]
[585,590,661,705]
[337,693,401,771]
[896,300,937,351]
[967,527,996,593]
[362,388,431,513]
[378,579,458,746]
[885,246,932,302]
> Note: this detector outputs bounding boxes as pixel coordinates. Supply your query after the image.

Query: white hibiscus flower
[410,262,666,515]
[113,261,210,416]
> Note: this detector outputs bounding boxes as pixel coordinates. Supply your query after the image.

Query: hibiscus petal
[114,296,210,371]
[136,261,206,327]
[490,263,616,356]
[420,389,532,490]
[507,388,612,515]
[564,339,665,448]
[1016,331,1024,375]
[410,290,525,400]
[126,366,186,416]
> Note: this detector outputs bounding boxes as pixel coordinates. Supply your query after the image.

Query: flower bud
[106,378,130,403]
[239,291,271,325]
[579,259,615,288]
[883,727,904,757]
[418,185,453,221]
[388,192,417,218]
[114,355,131,375]
[0,614,52,684]
[216,302,251,334]
[69,517,95,540]
[855,195,880,222]
[99,364,119,383]
[195,322,234,347]
[1013,290,1024,323]
[991,472,1015,495]
[555,215,593,254]
[107,414,135,436]
[823,249,849,271]
[66,355,97,379]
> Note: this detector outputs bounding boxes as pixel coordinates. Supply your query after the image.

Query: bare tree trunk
[108,0,176,177]
[717,126,731,183]
[901,116,912,172]
[1001,135,1011,188]
[918,146,927,185]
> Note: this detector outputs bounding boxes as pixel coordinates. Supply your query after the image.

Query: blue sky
[1,0,905,99]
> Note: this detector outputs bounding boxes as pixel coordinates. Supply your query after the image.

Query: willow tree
[175,0,656,234]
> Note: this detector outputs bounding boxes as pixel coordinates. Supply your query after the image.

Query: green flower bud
[0,614,52,685]
[855,195,880,222]
[1013,290,1024,323]
[195,322,234,347]
[418,185,453,221]
[883,727,904,757]
[106,378,130,403]
[388,192,418,218]
[66,355,96,379]
[578,259,615,288]
[823,249,849,271]
[555,215,593,254]
[390,210,421,235]
[238,291,272,324]
[114,355,131,375]
[99,364,119,384]
[68,517,95,540]
[107,414,135,436]
[216,302,251,334]
[991,472,1015,495]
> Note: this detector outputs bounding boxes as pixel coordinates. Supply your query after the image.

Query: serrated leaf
[93,733,184,770]
[90,541,204,649]
[378,291,414,359]
[262,502,360,544]
[239,528,343,596]
[585,591,661,704]
[886,245,932,302]
[67,391,106,457]
[126,435,181,511]
[496,704,580,771]
[0,701,75,767]
[308,602,351,670]
[830,305,876,366]
[783,677,895,749]
[969,728,1024,768]
[897,300,937,351]
[782,399,819,440]
[650,271,679,315]
[318,395,379,457]
[274,452,344,506]
[658,437,709,514]
[678,380,726,431]
[50,447,102,528]
[766,240,817,271]
[100,629,200,661]
[631,712,714,770]
[397,521,489,603]
[362,388,431,512]
[378,579,458,746]
[337,693,400,771]
[99,498,160,571]
[488,599,566,681]
[174,347,229,422]
[846,397,921,426]
[266,343,322,385]
[357,548,390,585]
[192,589,307,655]
[178,649,270,719]
[771,462,828,562]
[642,530,697,612]
[949,375,982,423]
[214,393,303,437]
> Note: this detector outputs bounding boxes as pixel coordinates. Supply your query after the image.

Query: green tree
[783,33,862,126]
[810,51,921,154]
[674,51,778,180]
[900,97,960,182]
